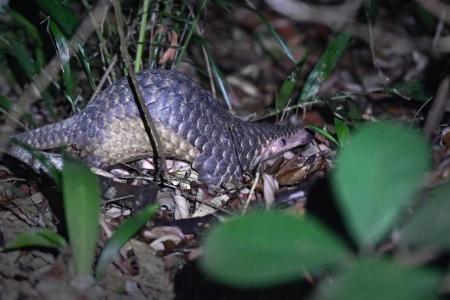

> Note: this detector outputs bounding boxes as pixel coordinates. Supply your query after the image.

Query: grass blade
[276,52,310,111]
[95,203,159,278]
[5,229,67,250]
[299,32,351,103]
[62,155,101,276]
[36,0,78,37]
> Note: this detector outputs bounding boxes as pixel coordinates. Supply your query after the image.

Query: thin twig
[242,171,260,215]
[112,0,168,182]
[424,76,450,138]
[88,55,118,102]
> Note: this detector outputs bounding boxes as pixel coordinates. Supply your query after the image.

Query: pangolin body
[11,69,312,187]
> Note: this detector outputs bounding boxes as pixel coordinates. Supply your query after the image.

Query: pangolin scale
[10,69,312,187]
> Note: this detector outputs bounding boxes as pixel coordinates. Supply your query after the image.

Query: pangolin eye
[279,138,287,147]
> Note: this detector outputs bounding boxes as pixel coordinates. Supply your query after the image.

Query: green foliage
[6,157,157,280]
[3,1,445,297]
[0,95,12,110]
[62,155,101,276]
[401,183,450,250]
[9,140,62,186]
[5,229,67,250]
[276,52,309,111]
[195,36,233,109]
[307,125,340,146]
[389,81,430,102]
[300,32,351,102]
[8,39,38,79]
[95,203,159,278]
[334,118,350,145]
[201,122,440,298]
[312,258,440,300]
[200,212,349,287]
[333,122,430,248]
[244,5,295,63]
[364,0,379,22]
[35,0,79,37]
[49,20,75,101]
[173,0,208,67]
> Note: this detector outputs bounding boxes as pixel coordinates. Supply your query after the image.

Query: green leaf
[174,0,208,67]
[9,40,38,79]
[332,122,431,247]
[276,52,310,111]
[95,203,159,279]
[200,212,349,288]
[389,81,430,102]
[62,156,101,276]
[334,118,350,145]
[401,183,450,250]
[364,0,379,22]
[10,139,61,186]
[308,125,340,146]
[415,2,437,31]
[312,258,440,300]
[9,9,43,46]
[76,44,95,89]
[36,0,79,37]
[247,7,295,62]
[299,32,351,103]
[198,38,232,109]
[49,20,74,98]
[0,95,12,110]
[5,229,67,250]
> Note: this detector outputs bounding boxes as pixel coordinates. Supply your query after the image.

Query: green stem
[135,0,152,72]
[174,0,208,67]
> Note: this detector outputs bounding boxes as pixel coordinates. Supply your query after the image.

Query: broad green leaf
[276,52,309,111]
[36,0,79,37]
[5,229,67,250]
[401,183,450,249]
[63,156,101,276]
[95,204,159,278]
[200,212,349,287]
[299,32,351,103]
[312,258,440,300]
[334,118,350,145]
[332,122,431,247]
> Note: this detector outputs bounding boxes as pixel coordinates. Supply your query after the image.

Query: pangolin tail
[13,115,79,149]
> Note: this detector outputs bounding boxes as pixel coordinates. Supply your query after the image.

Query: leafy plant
[5,156,158,278]
[200,121,443,299]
